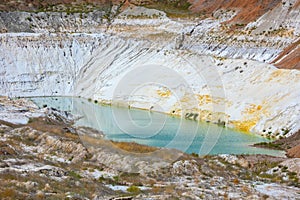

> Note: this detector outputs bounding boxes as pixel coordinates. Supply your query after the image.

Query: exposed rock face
[0,97,299,199]
[1,31,299,138]
[280,158,300,176]
[9,126,89,163]
[0,97,43,124]
[0,3,299,138]
[261,130,300,158]
[0,2,299,198]
[189,0,282,24]
[272,38,300,69]
[0,33,103,97]
[246,0,300,36]
[287,145,300,158]
[0,0,111,12]
[0,11,106,33]
[218,154,249,168]
[171,160,199,175]
[89,141,183,174]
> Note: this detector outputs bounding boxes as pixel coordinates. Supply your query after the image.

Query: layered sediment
[0,1,299,138]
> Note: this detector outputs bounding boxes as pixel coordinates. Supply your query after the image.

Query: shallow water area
[31,97,285,156]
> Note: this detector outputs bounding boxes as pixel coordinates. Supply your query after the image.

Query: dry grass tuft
[0,188,16,199]
[112,141,158,153]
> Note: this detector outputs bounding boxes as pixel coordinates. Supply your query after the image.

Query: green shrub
[127,185,141,193]
[69,171,82,179]
[191,152,199,157]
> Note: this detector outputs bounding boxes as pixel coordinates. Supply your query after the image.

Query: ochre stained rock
[188,0,282,24]
[272,39,300,70]
[287,145,300,158]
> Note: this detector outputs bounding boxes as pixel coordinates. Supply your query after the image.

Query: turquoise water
[31,97,284,156]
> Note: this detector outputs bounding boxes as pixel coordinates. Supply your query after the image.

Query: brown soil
[0,0,282,25]
[287,145,300,158]
[274,131,300,152]
[0,141,17,156]
[0,0,111,11]
[254,130,300,158]
[111,141,158,153]
[0,119,22,128]
[2,0,299,37]
[272,39,300,70]
[241,154,286,166]
[26,117,73,136]
[188,0,281,24]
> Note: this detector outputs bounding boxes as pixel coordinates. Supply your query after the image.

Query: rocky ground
[255,130,300,158]
[0,0,300,199]
[0,97,299,199]
[0,1,299,138]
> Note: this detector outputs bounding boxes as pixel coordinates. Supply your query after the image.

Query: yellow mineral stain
[261,101,271,116]
[226,101,233,107]
[180,95,190,103]
[234,103,266,132]
[197,94,214,105]
[196,95,226,106]
[244,104,263,115]
[267,70,291,82]
[157,89,171,97]
[232,119,258,132]
[179,93,198,104]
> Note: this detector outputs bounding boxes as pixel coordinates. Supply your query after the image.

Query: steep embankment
[0,0,111,12]
[1,32,300,139]
[189,0,282,24]
[0,33,103,97]
[0,2,299,138]
[272,39,300,69]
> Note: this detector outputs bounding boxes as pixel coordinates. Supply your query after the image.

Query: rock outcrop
[0,96,299,199]
[189,0,282,24]
[272,38,300,69]
[0,2,299,199]
[1,32,299,138]
[0,2,299,138]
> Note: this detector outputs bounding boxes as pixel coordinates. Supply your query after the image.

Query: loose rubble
[0,97,299,199]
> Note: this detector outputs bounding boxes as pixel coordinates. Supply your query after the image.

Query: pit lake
[31,97,284,156]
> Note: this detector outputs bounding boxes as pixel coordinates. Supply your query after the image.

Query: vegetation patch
[127,185,141,194]
[144,0,196,18]
[111,141,158,153]
[254,142,284,150]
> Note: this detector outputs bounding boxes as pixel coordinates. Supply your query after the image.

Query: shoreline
[0,96,299,199]
[29,96,284,157]
[27,95,278,138]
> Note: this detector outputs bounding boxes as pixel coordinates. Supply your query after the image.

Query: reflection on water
[31,97,284,156]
